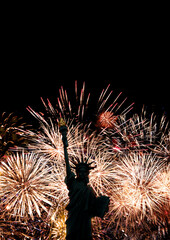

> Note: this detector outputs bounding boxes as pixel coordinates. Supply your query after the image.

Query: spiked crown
[71,156,96,173]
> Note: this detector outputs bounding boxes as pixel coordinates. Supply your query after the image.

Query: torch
[59,118,68,148]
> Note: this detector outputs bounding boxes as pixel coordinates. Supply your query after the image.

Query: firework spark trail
[0,152,59,220]
[55,81,91,122]
[32,81,133,131]
[96,85,134,132]
[99,113,150,156]
[140,113,169,161]
[101,108,170,158]
[116,112,152,151]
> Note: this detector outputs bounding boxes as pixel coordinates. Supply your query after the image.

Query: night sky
[1,78,169,127]
[1,13,169,126]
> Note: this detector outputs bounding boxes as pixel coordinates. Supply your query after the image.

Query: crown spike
[85,156,90,164]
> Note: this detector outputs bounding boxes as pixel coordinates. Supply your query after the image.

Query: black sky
[1,10,169,125]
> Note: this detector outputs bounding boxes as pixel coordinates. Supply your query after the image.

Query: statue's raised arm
[59,118,72,177]
[59,118,109,240]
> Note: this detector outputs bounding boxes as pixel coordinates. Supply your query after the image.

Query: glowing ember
[97,111,118,129]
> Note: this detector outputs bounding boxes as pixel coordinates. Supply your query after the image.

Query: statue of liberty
[59,118,110,240]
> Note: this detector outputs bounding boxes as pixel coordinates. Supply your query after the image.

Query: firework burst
[0,112,30,159]
[96,85,134,130]
[22,109,93,165]
[109,152,169,232]
[23,110,65,162]
[89,149,116,196]
[50,205,67,240]
[102,108,169,158]
[7,82,169,239]
[52,163,69,205]
[0,152,58,220]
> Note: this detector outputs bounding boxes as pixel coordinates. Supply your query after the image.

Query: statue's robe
[65,171,109,240]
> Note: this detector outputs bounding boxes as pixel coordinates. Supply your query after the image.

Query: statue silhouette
[59,119,110,240]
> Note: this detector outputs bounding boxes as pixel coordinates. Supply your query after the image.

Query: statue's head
[72,157,96,184]
[76,163,90,183]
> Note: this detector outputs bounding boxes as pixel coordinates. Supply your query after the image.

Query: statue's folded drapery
[65,171,110,240]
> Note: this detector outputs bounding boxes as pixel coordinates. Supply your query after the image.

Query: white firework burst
[0,152,58,220]
[109,152,168,230]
